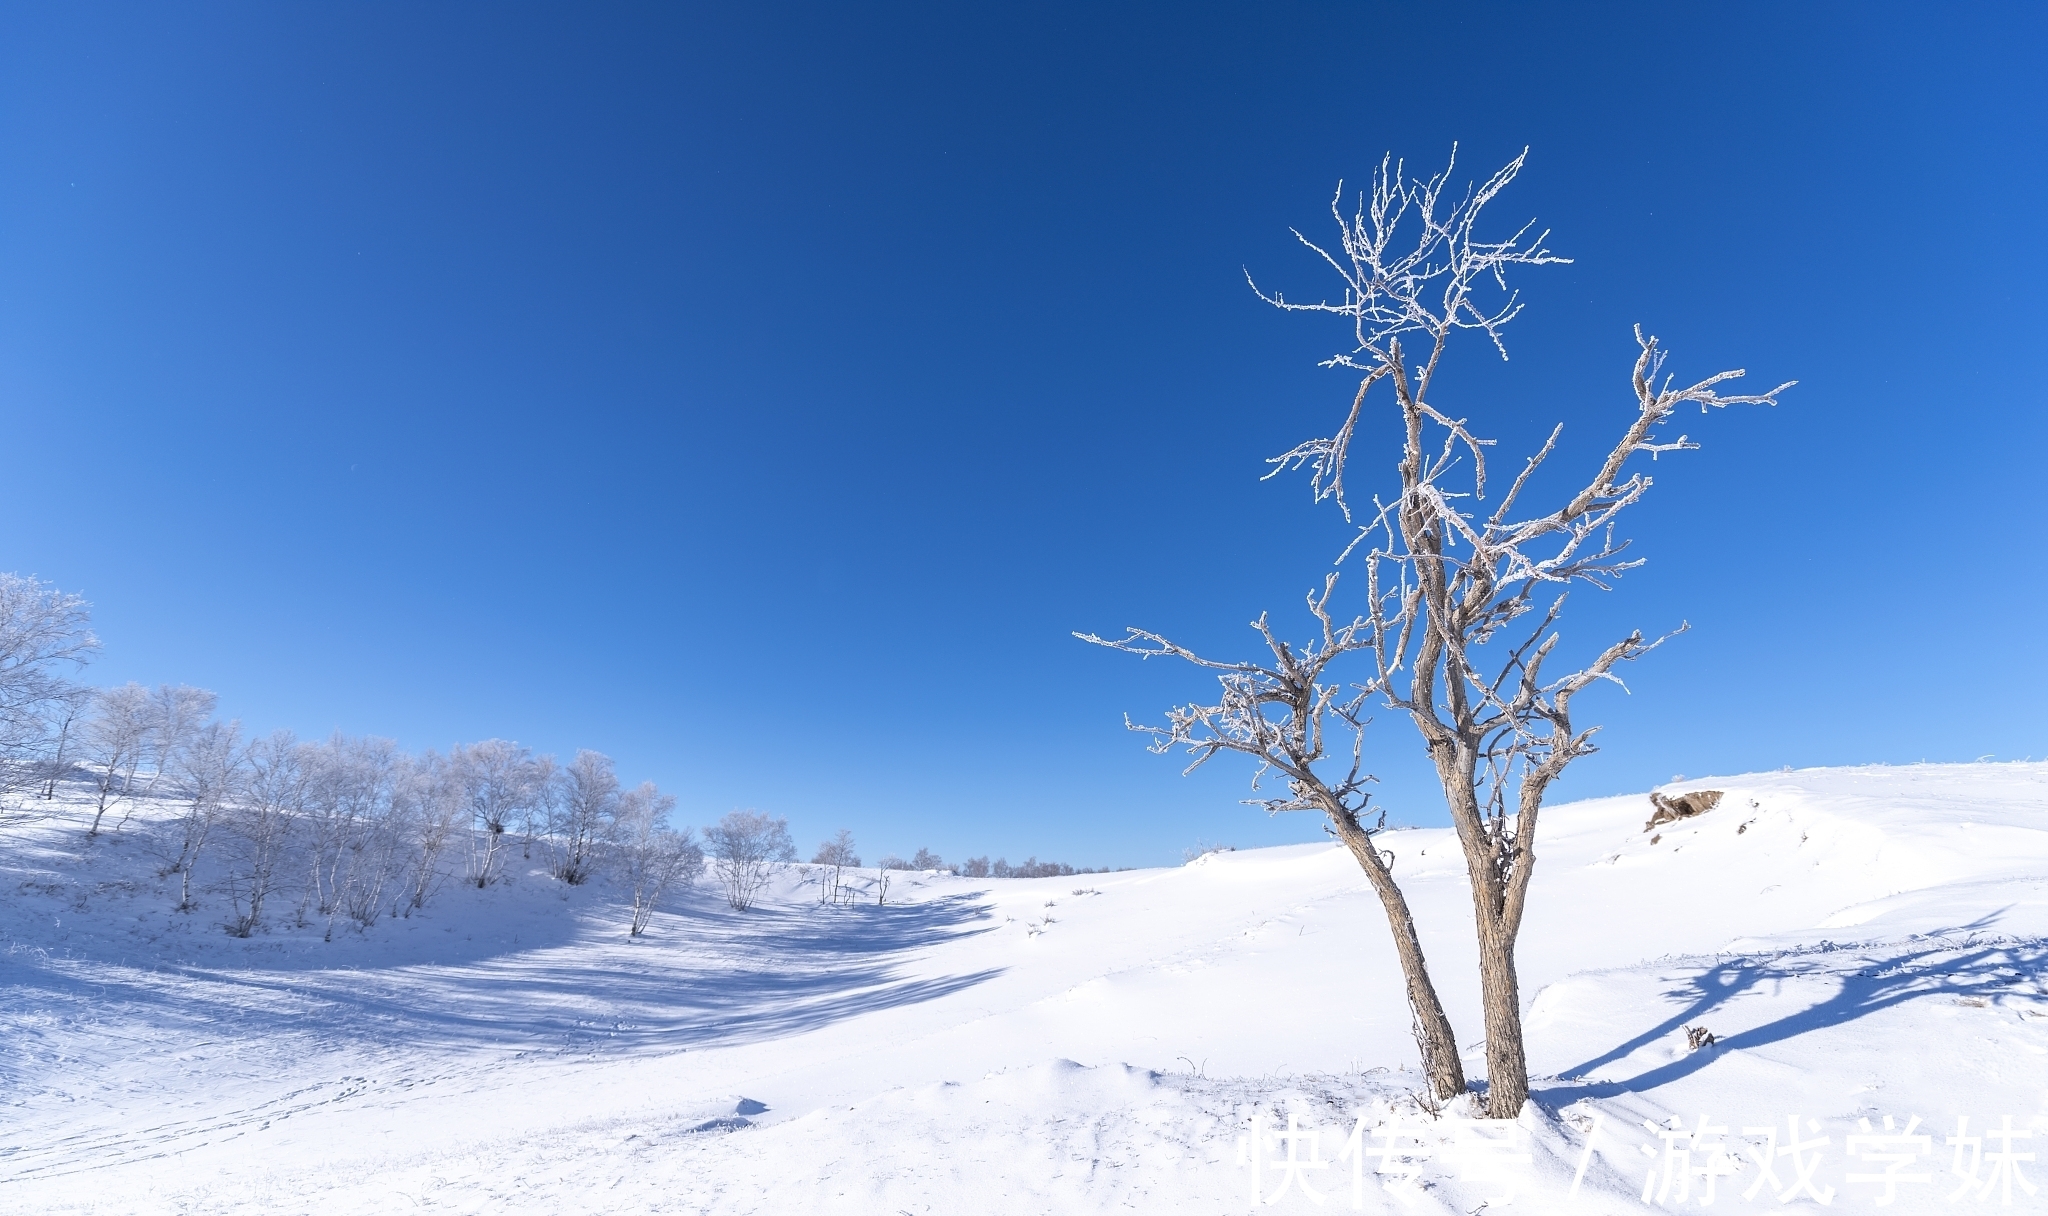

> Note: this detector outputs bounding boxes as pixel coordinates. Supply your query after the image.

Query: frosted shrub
[706,809,794,911]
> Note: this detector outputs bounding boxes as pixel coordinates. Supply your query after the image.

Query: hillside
[4,762,2046,1212]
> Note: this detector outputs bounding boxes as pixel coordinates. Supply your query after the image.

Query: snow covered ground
[4,762,2046,1212]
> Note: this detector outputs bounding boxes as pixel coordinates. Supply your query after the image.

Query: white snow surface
[4,763,2047,1212]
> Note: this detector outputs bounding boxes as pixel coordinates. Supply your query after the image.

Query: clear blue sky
[2,3,2042,866]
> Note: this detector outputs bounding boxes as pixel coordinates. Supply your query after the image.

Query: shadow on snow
[1535,911,2043,1106]
[1,888,1005,1058]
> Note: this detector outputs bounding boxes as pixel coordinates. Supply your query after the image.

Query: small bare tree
[812,829,861,903]
[95,682,219,837]
[1085,148,1789,1116]
[706,809,795,911]
[453,738,542,887]
[517,752,557,859]
[549,749,617,885]
[0,574,98,807]
[300,734,404,936]
[109,683,219,835]
[144,684,218,792]
[81,683,155,836]
[609,781,702,936]
[222,730,309,936]
[165,720,246,911]
[34,684,94,801]
[395,748,465,913]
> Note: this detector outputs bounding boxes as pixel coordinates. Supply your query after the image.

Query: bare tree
[517,752,557,859]
[1084,148,1789,1115]
[143,685,218,793]
[453,738,542,887]
[1080,578,1468,1097]
[0,574,98,806]
[165,720,247,911]
[300,734,403,936]
[222,731,309,936]
[106,683,219,835]
[34,684,94,801]
[81,683,154,837]
[301,734,361,922]
[78,682,217,837]
[911,847,944,871]
[812,829,861,903]
[395,748,465,913]
[548,749,617,885]
[705,809,794,911]
[609,781,702,936]
[336,760,410,933]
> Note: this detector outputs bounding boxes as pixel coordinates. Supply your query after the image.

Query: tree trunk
[88,784,117,836]
[476,819,503,888]
[1326,807,1466,1100]
[1475,915,1529,1116]
[1435,757,1534,1118]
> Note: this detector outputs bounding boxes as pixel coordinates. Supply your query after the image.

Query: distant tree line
[0,573,705,938]
[807,830,1120,892]
[955,855,1118,879]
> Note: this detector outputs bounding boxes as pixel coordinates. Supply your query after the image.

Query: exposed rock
[1645,789,1723,832]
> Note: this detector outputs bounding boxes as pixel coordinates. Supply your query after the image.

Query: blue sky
[2,3,2043,866]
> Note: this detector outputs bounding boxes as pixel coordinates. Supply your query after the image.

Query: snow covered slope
[4,763,2045,1212]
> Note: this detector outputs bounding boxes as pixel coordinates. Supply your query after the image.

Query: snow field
[3,762,2046,1212]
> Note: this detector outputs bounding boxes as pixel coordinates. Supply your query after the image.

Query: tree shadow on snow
[0,888,1007,1059]
[1535,912,2045,1106]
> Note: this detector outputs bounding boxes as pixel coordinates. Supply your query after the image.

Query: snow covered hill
[4,763,2046,1212]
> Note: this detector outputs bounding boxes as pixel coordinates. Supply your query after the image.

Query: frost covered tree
[145,684,218,793]
[165,720,246,912]
[609,781,702,935]
[81,683,155,836]
[516,752,557,859]
[301,734,403,935]
[1082,148,1789,1115]
[223,731,309,936]
[452,738,543,887]
[34,684,93,801]
[812,829,860,903]
[395,748,466,913]
[548,749,617,885]
[81,682,216,836]
[706,809,794,911]
[0,573,97,805]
